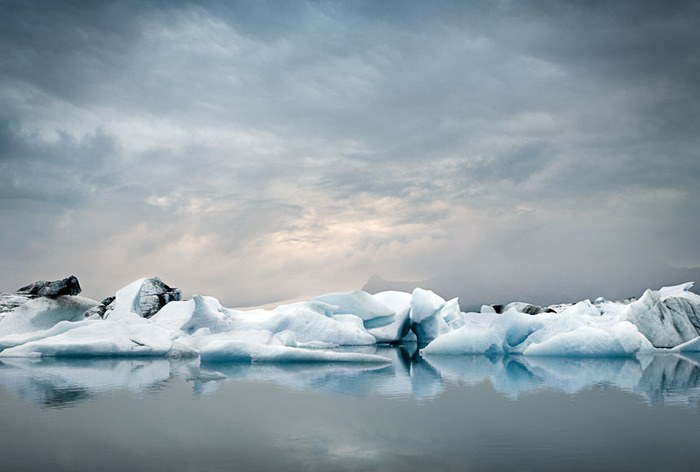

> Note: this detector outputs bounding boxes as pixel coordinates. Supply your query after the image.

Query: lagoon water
[1,347,700,471]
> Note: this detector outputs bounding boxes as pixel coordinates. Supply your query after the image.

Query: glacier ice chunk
[409,288,452,344]
[522,323,648,357]
[0,320,176,358]
[0,296,97,337]
[104,277,180,321]
[313,290,396,329]
[625,288,699,348]
[2,277,700,361]
[368,291,412,342]
[422,302,653,357]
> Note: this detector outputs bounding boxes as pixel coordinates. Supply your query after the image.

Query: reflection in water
[0,357,174,407]
[0,348,699,409]
[2,351,699,472]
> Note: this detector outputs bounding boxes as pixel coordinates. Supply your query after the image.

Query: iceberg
[625,288,699,347]
[422,302,652,357]
[0,296,97,338]
[102,277,181,321]
[409,288,452,344]
[0,320,176,358]
[313,291,394,325]
[1,276,700,361]
[369,291,412,342]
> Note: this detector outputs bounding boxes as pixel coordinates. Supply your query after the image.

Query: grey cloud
[0,0,147,105]
[0,116,120,205]
[466,142,555,185]
[1,0,700,303]
[503,1,700,85]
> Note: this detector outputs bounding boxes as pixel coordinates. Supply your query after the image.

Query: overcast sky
[1,0,699,306]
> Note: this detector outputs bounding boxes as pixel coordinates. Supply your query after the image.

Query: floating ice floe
[0,277,700,360]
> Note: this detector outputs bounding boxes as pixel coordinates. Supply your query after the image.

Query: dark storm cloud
[1,0,699,303]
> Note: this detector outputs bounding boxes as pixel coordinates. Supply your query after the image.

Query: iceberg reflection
[0,357,173,407]
[0,348,699,408]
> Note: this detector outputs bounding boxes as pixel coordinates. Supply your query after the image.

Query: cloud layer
[2,0,699,306]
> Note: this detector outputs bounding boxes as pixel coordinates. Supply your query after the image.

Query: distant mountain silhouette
[362,274,424,295]
[362,266,700,312]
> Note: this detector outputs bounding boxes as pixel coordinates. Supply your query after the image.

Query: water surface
[1,348,699,471]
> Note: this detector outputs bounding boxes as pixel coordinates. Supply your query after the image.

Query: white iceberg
[0,319,176,357]
[313,291,394,325]
[422,285,700,357]
[409,288,452,344]
[626,287,699,348]
[0,296,97,337]
[1,277,700,361]
[368,291,412,342]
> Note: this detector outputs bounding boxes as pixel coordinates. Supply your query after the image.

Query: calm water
[1,347,699,471]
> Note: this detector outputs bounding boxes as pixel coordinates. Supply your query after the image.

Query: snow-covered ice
[0,296,97,337]
[0,277,699,361]
[422,284,700,357]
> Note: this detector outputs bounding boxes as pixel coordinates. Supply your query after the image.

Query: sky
[1,0,699,307]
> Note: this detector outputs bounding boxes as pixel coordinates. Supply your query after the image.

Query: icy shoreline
[1,276,699,361]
